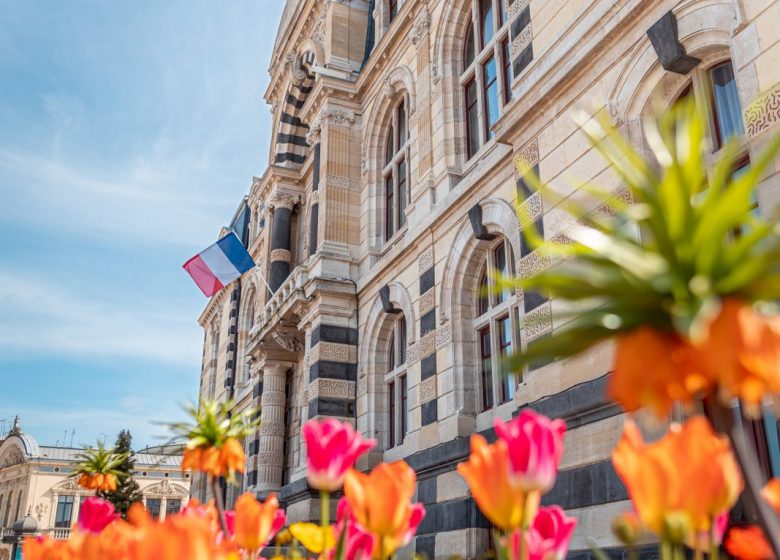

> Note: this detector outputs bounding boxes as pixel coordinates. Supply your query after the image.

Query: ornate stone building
[195,0,780,557]
[0,418,190,557]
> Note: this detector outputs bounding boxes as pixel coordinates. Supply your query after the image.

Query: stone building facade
[0,418,190,558]
[194,0,780,557]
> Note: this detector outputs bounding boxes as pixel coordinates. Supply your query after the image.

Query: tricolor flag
[183,232,255,297]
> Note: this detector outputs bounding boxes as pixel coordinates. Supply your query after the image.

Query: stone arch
[237,283,258,384]
[0,439,27,469]
[274,50,317,168]
[439,198,521,415]
[358,281,415,447]
[431,0,473,168]
[297,39,324,68]
[609,0,738,128]
[363,68,416,248]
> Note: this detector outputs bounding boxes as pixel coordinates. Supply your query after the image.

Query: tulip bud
[611,512,640,546]
[663,513,691,545]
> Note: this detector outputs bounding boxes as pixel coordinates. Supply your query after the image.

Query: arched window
[388,0,399,24]
[383,97,410,241]
[462,0,513,160]
[386,315,408,448]
[1,491,10,528]
[238,290,256,385]
[208,327,219,399]
[474,238,518,411]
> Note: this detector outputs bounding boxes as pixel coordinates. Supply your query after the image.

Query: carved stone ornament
[35,503,48,521]
[285,52,308,84]
[320,109,355,127]
[410,9,431,45]
[0,447,25,469]
[383,76,395,99]
[269,193,298,211]
[306,121,322,146]
[272,326,303,353]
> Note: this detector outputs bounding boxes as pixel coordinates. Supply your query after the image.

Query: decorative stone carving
[285,52,308,84]
[383,76,395,100]
[308,379,355,400]
[419,289,435,315]
[745,84,780,138]
[513,138,539,177]
[260,389,287,406]
[518,249,554,280]
[260,422,285,436]
[407,341,421,365]
[306,121,321,146]
[326,175,361,190]
[309,342,356,364]
[518,192,543,226]
[419,376,437,403]
[35,503,48,521]
[271,326,303,353]
[410,9,430,46]
[268,193,298,211]
[270,249,292,263]
[510,23,533,59]
[0,447,24,468]
[435,323,452,348]
[418,247,434,273]
[525,301,553,341]
[319,109,355,127]
[256,451,284,466]
[419,330,436,359]
[508,0,529,20]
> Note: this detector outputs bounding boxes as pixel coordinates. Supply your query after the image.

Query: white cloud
[0,268,202,366]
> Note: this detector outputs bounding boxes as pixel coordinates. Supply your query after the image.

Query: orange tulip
[219,437,246,478]
[612,416,742,543]
[763,478,780,515]
[690,299,780,410]
[128,512,219,560]
[457,435,538,531]
[344,461,425,559]
[23,536,77,560]
[725,526,774,560]
[233,492,286,552]
[609,327,710,417]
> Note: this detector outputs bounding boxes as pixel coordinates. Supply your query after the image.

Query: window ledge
[379,224,409,256]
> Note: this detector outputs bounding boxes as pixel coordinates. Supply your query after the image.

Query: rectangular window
[166,499,182,516]
[388,332,396,372]
[498,0,506,27]
[397,102,407,147]
[385,174,394,240]
[710,61,744,149]
[498,315,515,403]
[483,55,500,137]
[465,78,481,159]
[54,495,74,528]
[480,326,494,411]
[502,38,513,103]
[397,158,407,228]
[147,498,162,520]
[398,318,407,364]
[493,242,507,304]
[400,374,408,440]
[480,0,494,48]
[388,381,396,448]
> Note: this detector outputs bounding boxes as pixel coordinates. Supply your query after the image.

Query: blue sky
[0,0,285,449]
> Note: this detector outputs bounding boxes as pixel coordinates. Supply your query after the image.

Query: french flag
[183,232,255,297]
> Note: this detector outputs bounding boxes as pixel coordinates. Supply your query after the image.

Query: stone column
[256,360,292,495]
[307,124,321,257]
[268,196,295,293]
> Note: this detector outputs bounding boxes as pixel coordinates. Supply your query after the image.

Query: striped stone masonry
[275,51,315,167]
[508,0,533,79]
[418,249,437,425]
[307,323,358,419]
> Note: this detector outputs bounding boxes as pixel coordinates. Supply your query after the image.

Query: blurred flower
[763,478,780,515]
[611,511,641,546]
[690,299,780,411]
[457,435,537,531]
[344,461,424,559]
[302,418,376,492]
[725,526,774,560]
[333,498,375,560]
[611,416,742,543]
[289,523,336,555]
[76,497,119,534]
[77,473,118,493]
[73,441,126,493]
[507,506,577,560]
[232,492,285,552]
[494,411,566,493]
[609,327,709,417]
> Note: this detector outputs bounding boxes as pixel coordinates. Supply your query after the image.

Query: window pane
[388,381,396,448]
[398,317,407,364]
[498,0,506,27]
[477,268,489,316]
[480,0,494,48]
[147,498,162,519]
[480,327,494,410]
[166,499,182,515]
[464,23,476,70]
[385,127,394,165]
[483,56,500,137]
[397,101,407,147]
[385,174,394,240]
[502,38,513,103]
[493,242,507,304]
[498,316,515,403]
[710,61,744,148]
[400,375,408,440]
[389,0,398,23]
[55,495,74,528]
[397,158,407,228]
[465,79,481,158]
[388,331,395,372]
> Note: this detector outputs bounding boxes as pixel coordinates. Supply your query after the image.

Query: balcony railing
[250,265,308,338]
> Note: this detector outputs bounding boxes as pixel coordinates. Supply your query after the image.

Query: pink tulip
[494,410,566,493]
[76,497,119,534]
[400,503,426,548]
[508,506,577,560]
[333,498,375,560]
[302,418,376,492]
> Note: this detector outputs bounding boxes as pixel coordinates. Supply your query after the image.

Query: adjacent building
[0,417,190,556]
[195,0,780,557]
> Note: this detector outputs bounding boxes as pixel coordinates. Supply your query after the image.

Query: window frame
[382,97,411,242]
[474,237,520,411]
[461,0,513,162]
[385,315,409,448]
[54,495,75,529]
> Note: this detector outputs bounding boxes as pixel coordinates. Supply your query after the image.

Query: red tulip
[507,506,577,560]
[494,410,566,493]
[303,418,376,492]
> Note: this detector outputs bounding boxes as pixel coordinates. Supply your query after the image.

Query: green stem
[210,475,230,536]
[660,539,671,560]
[320,490,330,527]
